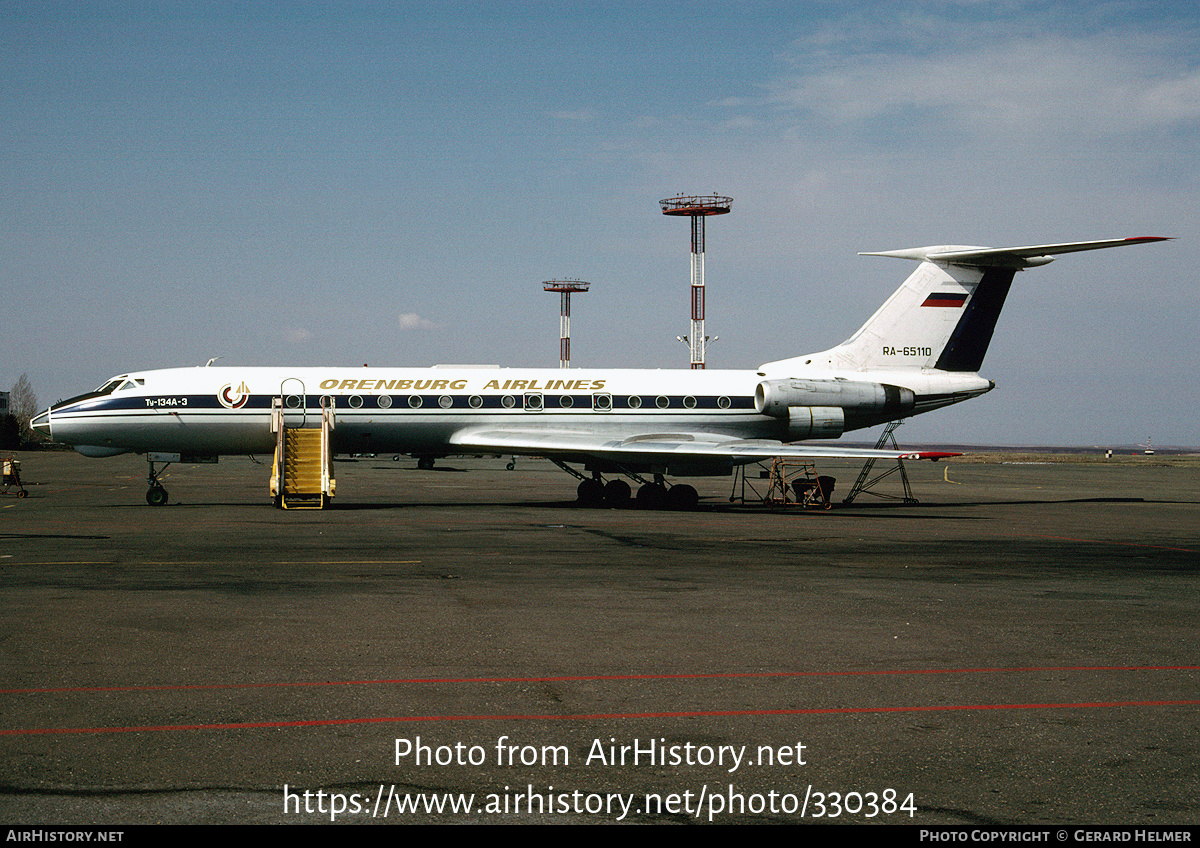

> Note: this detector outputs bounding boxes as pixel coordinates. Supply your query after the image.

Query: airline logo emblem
[218,382,251,409]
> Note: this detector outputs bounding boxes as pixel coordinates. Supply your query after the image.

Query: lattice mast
[542,279,590,368]
[660,195,732,369]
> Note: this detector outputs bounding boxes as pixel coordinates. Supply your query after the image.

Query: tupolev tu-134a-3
[31,237,1170,508]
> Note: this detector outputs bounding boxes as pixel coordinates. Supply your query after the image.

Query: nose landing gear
[145,457,171,506]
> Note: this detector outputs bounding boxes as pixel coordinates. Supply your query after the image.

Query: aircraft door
[280,378,307,428]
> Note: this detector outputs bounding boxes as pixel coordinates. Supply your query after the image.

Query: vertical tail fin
[824,254,1014,372]
[761,238,1170,375]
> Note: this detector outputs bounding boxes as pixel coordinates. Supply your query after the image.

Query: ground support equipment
[841,419,918,505]
[1,454,27,498]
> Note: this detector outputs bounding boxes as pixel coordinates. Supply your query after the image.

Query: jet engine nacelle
[784,406,845,440]
[754,378,915,434]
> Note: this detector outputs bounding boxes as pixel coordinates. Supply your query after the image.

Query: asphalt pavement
[1,450,1197,825]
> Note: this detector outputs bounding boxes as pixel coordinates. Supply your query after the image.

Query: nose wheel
[145,458,170,506]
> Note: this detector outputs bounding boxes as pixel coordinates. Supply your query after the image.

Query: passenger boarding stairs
[270,396,336,509]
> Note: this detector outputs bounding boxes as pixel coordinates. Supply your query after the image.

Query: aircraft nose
[30,409,51,438]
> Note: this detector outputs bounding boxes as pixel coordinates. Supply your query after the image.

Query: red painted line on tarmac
[4,665,1197,695]
[3,699,1198,736]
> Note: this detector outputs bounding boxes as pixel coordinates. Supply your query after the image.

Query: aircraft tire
[636,482,667,509]
[146,486,169,507]
[603,479,631,507]
[666,484,699,511]
[577,478,604,507]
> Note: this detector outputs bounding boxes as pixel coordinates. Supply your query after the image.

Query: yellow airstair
[270,398,336,509]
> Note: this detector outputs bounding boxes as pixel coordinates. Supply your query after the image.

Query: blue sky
[4,1,1197,445]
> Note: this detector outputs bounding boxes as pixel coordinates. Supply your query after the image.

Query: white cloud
[766,26,1200,141]
[398,312,436,330]
[283,327,314,345]
[1138,70,1200,124]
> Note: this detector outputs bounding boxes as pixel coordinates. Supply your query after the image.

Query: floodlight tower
[542,279,590,368]
[660,194,732,368]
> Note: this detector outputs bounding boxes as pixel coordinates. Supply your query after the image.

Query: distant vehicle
[31,237,1169,507]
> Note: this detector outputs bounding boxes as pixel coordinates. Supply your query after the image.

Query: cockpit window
[95,379,126,395]
[53,376,141,411]
[93,376,142,395]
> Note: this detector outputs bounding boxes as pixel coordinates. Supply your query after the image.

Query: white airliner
[31,237,1168,507]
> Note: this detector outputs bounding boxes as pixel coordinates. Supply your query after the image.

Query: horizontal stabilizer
[861,237,1172,269]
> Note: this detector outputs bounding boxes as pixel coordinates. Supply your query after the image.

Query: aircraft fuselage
[36,365,991,462]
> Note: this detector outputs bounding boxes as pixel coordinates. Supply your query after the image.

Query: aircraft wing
[449,427,958,463]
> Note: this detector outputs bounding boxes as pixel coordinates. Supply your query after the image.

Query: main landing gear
[556,461,699,511]
[576,477,631,508]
